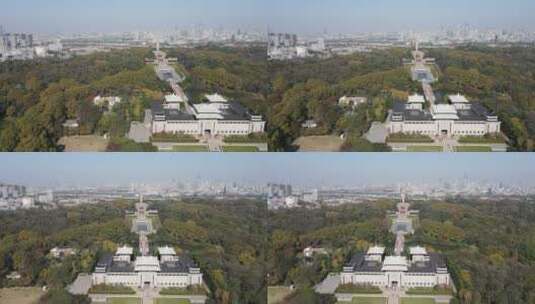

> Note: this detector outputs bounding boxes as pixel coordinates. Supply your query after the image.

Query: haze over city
[2,0,535,34]
[0,154,534,188]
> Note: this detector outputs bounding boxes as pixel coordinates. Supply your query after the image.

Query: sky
[1,0,535,34]
[0,153,534,188]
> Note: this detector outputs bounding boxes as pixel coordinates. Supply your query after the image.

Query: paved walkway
[365,122,388,144]
[134,200,154,256]
[207,137,223,152]
[388,136,508,152]
[315,273,341,294]
[128,110,152,143]
[142,287,156,304]
[422,82,436,105]
[386,288,401,304]
[394,233,405,256]
[68,273,92,295]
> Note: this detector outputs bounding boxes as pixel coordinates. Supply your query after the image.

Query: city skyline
[2,0,535,34]
[0,154,534,188]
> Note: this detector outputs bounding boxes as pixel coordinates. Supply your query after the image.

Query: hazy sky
[1,0,534,34]
[0,154,533,188]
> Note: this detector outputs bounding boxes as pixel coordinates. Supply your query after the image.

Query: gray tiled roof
[392,101,495,122]
[407,253,447,273]
[344,252,447,274]
[345,253,382,272]
[95,253,198,274]
[160,255,198,273]
[457,102,495,121]
[392,102,433,121]
[151,101,254,121]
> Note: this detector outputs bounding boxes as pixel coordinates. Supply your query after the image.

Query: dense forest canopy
[0,201,135,303]
[1,45,534,151]
[149,198,267,304]
[0,46,268,152]
[267,46,535,151]
[0,198,267,304]
[0,48,166,151]
[429,46,535,151]
[268,197,535,304]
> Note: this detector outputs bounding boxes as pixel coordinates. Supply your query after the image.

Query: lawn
[0,287,45,304]
[294,135,344,152]
[59,135,109,152]
[336,284,382,294]
[155,299,191,304]
[268,286,294,304]
[347,297,386,304]
[387,133,434,143]
[222,146,259,152]
[401,298,436,304]
[107,298,141,304]
[338,297,386,304]
[407,146,443,152]
[406,287,453,296]
[172,145,209,152]
[458,134,505,144]
[455,146,492,152]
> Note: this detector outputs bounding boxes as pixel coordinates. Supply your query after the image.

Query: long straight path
[422,82,436,106]
[388,292,400,304]
[134,197,153,256]
[394,233,405,256]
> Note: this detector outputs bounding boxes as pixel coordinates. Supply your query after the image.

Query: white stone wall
[152,120,265,136]
[486,121,501,134]
[152,120,201,135]
[345,271,449,288]
[437,272,450,286]
[93,272,140,287]
[213,121,251,135]
[400,121,437,135]
[251,121,266,133]
[342,272,387,287]
[452,122,489,136]
[155,274,191,288]
[92,272,203,289]
[92,273,107,285]
[401,273,439,288]
[389,121,405,134]
[389,120,501,137]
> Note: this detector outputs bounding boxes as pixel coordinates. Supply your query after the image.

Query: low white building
[50,247,77,259]
[6,271,21,280]
[303,247,328,259]
[285,196,300,208]
[152,93,265,137]
[163,94,187,110]
[92,246,203,289]
[302,120,318,129]
[94,96,122,110]
[341,246,451,288]
[21,197,35,209]
[339,96,368,110]
[302,189,319,203]
[388,94,501,137]
[63,119,79,129]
